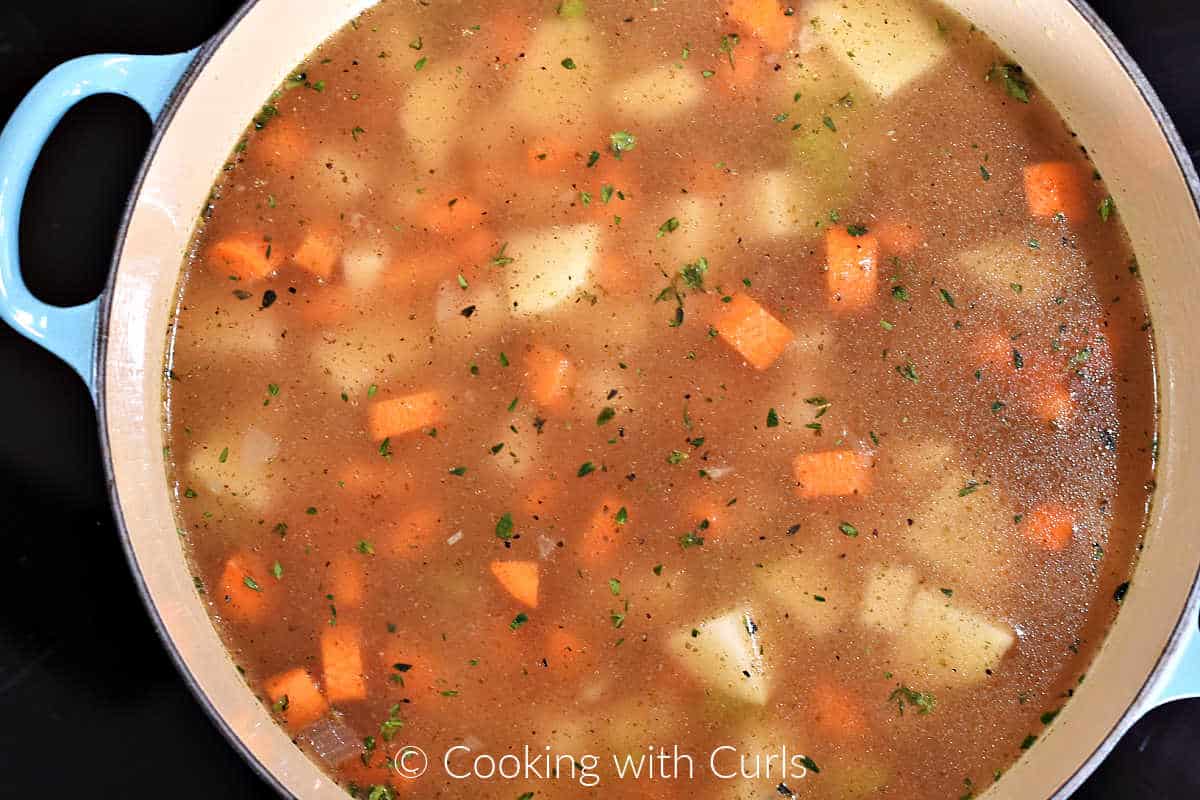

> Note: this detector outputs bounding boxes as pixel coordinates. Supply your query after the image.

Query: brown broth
[164,1,1157,798]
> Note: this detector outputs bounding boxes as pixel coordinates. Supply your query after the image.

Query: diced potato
[505,20,606,136]
[667,608,769,705]
[341,242,389,291]
[743,170,826,239]
[755,554,850,636]
[901,473,1014,583]
[175,308,283,360]
[306,144,372,200]
[186,424,279,512]
[401,64,477,171]
[959,239,1074,306]
[859,563,918,633]
[505,224,599,315]
[822,757,893,799]
[894,589,1016,687]
[656,194,723,268]
[807,0,948,98]
[609,63,704,125]
[309,321,431,395]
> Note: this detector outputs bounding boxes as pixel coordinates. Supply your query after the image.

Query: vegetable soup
[164,0,1157,797]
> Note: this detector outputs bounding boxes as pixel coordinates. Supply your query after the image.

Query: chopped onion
[447,530,464,546]
[299,715,360,766]
[537,534,558,560]
[704,465,734,481]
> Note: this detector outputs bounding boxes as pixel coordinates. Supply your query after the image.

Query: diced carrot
[327,555,366,609]
[581,496,624,563]
[792,450,874,498]
[422,194,487,235]
[218,554,269,624]
[254,118,308,170]
[1034,382,1074,424]
[714,293,795,370]
[719,40,767,95]
[483,13,530,65]
[368,391,442,440]
[1023,503,1075,551]
[690,497,729,543]
[522,477,563,520]
[382,505,442,560]
[264,667,328,731]
[298,285,355,326]
[526,136,576,176]
[1024,162,1089,221]
[291,229,341,280]
[450,226,497,266]
[594,252,642,296]
[727,0,796,51]
[321,623,367,703]
[525,345,575,411]
[825,227,880,311]
[208,236,274,282]
[810,681,868,738]
[874,220,924,256]
[545,628,592,673]
[490,561,540,608]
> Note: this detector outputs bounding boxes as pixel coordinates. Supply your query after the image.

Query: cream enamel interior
[101,1,1200,798]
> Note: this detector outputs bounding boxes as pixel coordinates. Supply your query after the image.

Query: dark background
[0,1,1196,797]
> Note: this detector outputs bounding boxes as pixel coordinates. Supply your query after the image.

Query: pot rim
[90,2,1200,798]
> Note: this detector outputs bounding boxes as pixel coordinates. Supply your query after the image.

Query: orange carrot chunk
[490,561,540,608]
[321,623,367,703]
[291,229,340,280]
[218,554,269,624]
[1023,504,1075,550]
[581,497,624,563]
[811,681,869,738]
[383,505,442,560]
[526,346,575,411]
[545,628,591,672]
[792,450,874,498]
[368,391,441,441]
[328,555,366,609]
[422,194,486,235]
[715,293,795,370]
[208,237,274,282]
[727,0,796,51]
[264,668,328,731]
[826,227,880,311]
[1024,162,1088,220]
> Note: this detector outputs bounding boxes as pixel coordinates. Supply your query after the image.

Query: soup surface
[164,1,1158,798]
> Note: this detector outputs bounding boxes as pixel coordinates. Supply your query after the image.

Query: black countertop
[0,1,1196,797]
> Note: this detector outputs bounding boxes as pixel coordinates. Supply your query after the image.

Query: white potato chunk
[959,239,1074,306]
[175,309,283,359]
[310,321,431,395]
[186,425,279,512]
[506,224,599,315]
[401,64,476,171]
[807,0,948,98]
[895,589,1016,687]
[902,474,1014,582]
[755,554,849,637]
[859,563,919,634]
[341,241,389,292]
[667,608,768,705]
[743,170,826,239]
[506,20,606,134]
[609,63,704,125]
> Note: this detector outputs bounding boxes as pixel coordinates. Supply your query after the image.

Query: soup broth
[164,1,1158,797]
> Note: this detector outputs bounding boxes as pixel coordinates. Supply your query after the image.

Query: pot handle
[1145,607,1200,707]
[0,50,196,397]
